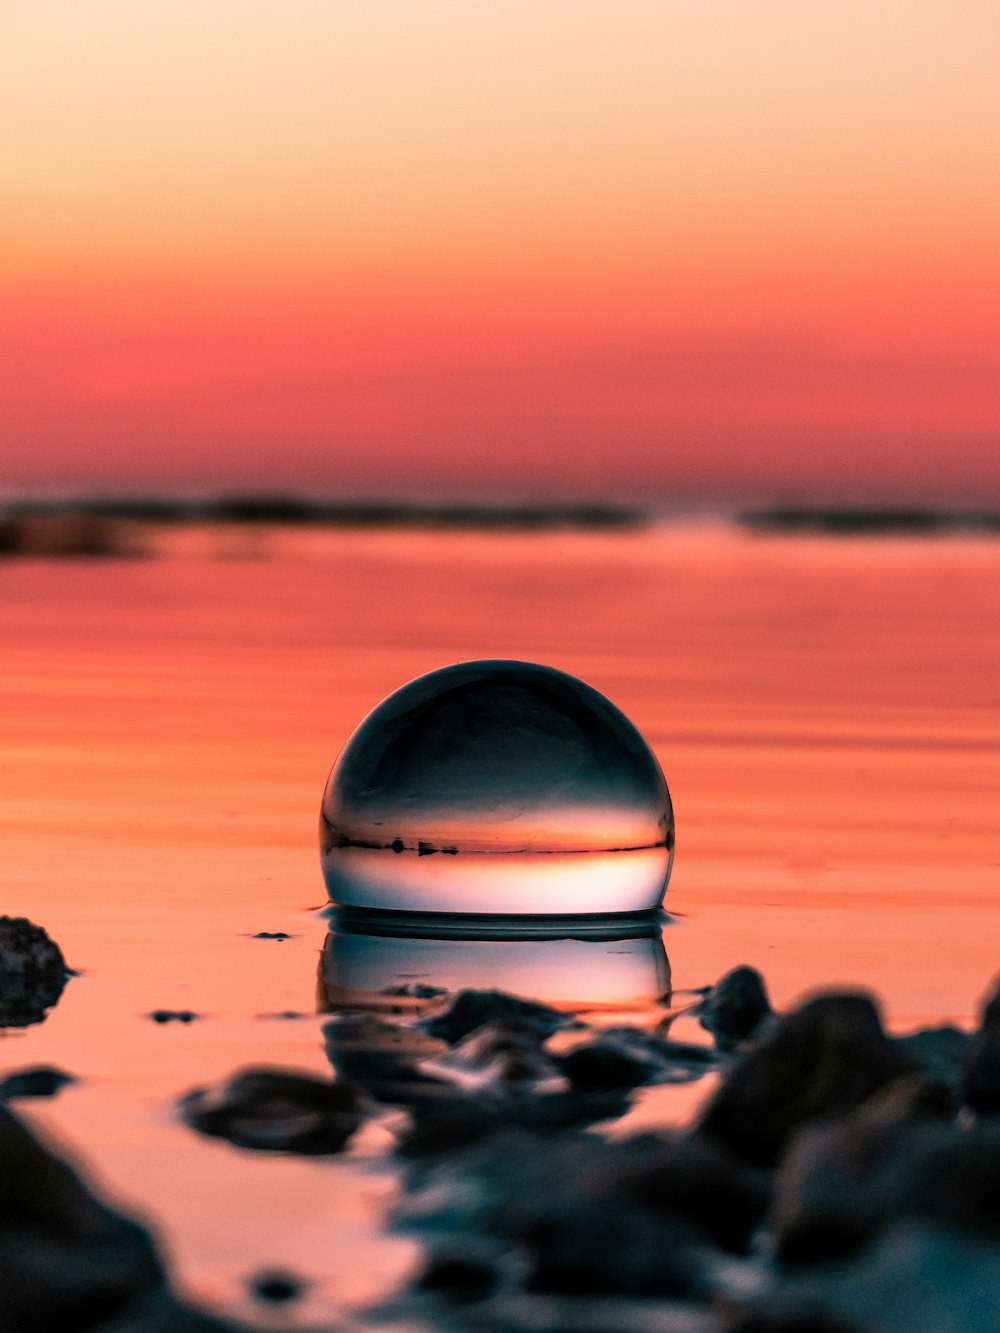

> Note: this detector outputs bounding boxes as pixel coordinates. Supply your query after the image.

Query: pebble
[697,965,773,1052]
[0,915,68,1028]
[178,1066,365,1154]
[0,1065,77,1100]
[421,989,568,1044]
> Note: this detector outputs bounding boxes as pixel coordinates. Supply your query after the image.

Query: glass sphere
[320,660,673,916]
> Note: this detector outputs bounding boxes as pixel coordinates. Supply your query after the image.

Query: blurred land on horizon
[1,495,999,558]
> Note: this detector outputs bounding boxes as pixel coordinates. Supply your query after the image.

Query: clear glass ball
[320,660,673,916]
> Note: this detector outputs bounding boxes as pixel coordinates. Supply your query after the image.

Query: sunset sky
[2,1,999,505]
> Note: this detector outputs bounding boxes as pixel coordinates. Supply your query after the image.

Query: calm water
[1,524,998,1325]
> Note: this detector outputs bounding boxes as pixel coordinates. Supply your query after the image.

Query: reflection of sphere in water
[320,660,673,916]
[318,918,671,1016]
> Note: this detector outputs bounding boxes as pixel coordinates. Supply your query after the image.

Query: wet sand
[1,525,998,1323]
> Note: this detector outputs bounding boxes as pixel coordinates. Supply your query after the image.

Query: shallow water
[1,524,998,1324]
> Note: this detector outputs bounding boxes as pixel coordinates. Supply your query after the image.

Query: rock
[395,1108,504,1158]
[893,1025,969,1103]
[421,990,567,1045]
[962,976,1000,1114]
[248,1267,306,1303]
[148,1010,200,1024]
[698,966,773,1052]
[556,1036,655,1092]
[574,1132,769,1256]
[0,1103,161,1330]
[697,992,914,1167]
[250,931,294,941]
[735,1222,1000,1333]
[0,1065,77,1100]
[178,1067,364,1154]
[772,1075,954,1264]
[411,1240,508,1304]
[420,1020,568,1098]
[325,1013,449,1104]
[396,1127,764,1301]
[0,915,68,1028]
[716,1312,866,1333]
[555,1027,715,1092]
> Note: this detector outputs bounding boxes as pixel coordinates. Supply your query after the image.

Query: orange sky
[2,1,999,504]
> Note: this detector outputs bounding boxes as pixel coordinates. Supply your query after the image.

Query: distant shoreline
[1,496,999,557]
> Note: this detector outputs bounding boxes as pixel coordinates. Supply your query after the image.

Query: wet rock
[555,1026,715,1092]
[0,1103,162,1330]
[0,1091,295,1331]
[148,1009,200,1024]
[772,1075,955,1264]
[576,1132,769,1256]
[697,992,914,1166]
[248,1267,306,1303]
[421,1020,568,1098]
[441,1292,714,1333]
[0,1065,77,1100]
[421,989,567,1045]
[555,1035,655,1092]
[397,1127,764,1301]
[893,1025,969,1103]
[962,976,1000,1115]
[0,915,68,1028]
[698,966,773,1052]
[251,931,293,941]
[395,1107,505,1159]
[325,1013,448,1104]
[736,1222,1000,1333]
[716,1313,865,1333]
[412,1240,509,1304]
[178,1067,364,1154]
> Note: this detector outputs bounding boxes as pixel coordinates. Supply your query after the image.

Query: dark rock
[0,915,68,1028]
[736,1222,1000,1333]
[250,931,293,941]
[772,1075,955,1264]
[178,1067,364,1154]
[962,976,1000,1114]
[717,1313,865,1333]
[421,989,567,1045]
[0,1103,266,1332]
[325,1013,448,1104]
[328,1012,627,1127]
[413,1243,506,1304]
[396,1127,762,1300]
[148,1009,200,1024]
[248,1268,305,1303]
[0,1103,163,1330]
[577,1132,769,1256]
[893,1025,969,1102]
[697,992,914,1166]
[0,1065,77,1100]
[556,1026,715,1092]
[698,966,773,1052]
[395,1109,502,1159]
[422,1020,566,1097]
[556,1036,654,1092]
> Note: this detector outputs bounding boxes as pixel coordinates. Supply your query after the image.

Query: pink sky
[2,1,999,504]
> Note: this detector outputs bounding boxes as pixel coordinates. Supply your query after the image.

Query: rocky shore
[6,923,1000,1332]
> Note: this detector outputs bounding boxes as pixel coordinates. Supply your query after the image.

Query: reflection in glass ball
[320,660,674,916]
